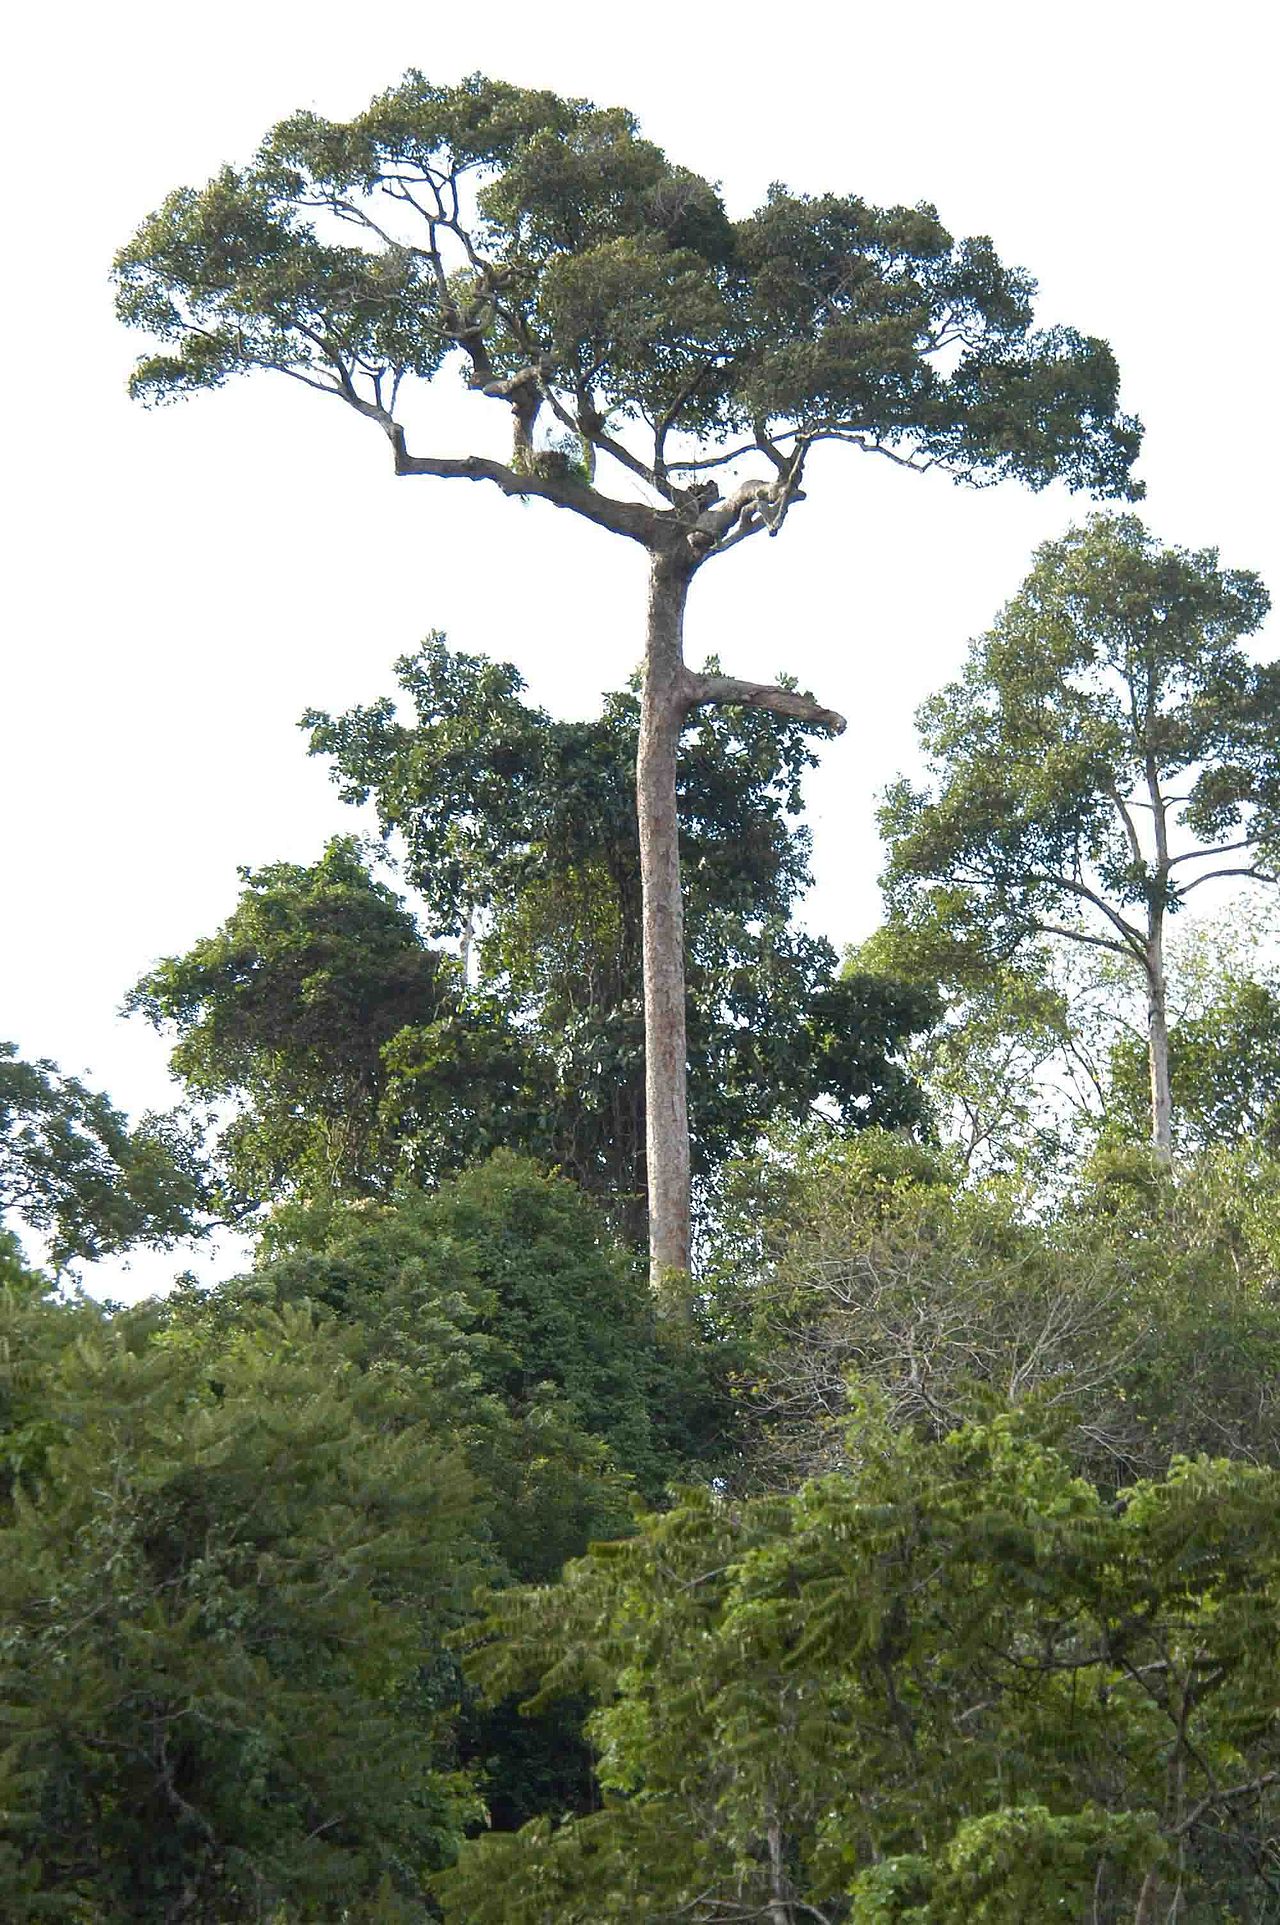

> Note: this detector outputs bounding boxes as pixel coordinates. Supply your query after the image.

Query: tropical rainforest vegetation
[2,71,1278,1924]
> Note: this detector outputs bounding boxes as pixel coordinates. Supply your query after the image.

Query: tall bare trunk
[1146,916,1173,1164]
[638,546,694,1283]
[1144,759,1174,1165]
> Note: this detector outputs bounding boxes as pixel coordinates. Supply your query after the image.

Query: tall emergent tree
[115,74,1141,1276]
[881,516,1276,1160]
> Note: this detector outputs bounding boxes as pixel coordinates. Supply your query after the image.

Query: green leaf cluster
[444,1410,1280,1922]
[0,1289,480,1920]
[127,838,463,1207]
[0,1043,204,1272]
[1109,971,1280,1155]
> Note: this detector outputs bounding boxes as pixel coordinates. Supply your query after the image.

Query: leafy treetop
[878,515,1275,1155]
[881,515,1275,962]
[115,71,1142,524]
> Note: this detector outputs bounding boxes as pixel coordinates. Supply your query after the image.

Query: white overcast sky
[2,0,1275,1294]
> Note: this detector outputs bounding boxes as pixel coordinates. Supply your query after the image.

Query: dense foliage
[3,58,1267,1925]
[11,1105,1280,1917]
[113,74,1138,498]
[0,1158,723,1919]
[0,1283,480,1920]
[446,1412,1280,1924]
[133,643,936,1242]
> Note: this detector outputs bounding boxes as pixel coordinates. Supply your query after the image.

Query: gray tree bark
[1145,759,1174,1165]
[638,544,697,1282]
[383,420,844,1288]
[1133,1865,1164,1924]
[765,1817,792,1925]
[635,539,846,1285]
[1146,917,1173,1164]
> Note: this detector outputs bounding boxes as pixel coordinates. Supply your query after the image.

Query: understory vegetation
[6,583,1280,1919]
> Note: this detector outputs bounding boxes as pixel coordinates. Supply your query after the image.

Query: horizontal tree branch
[1166,838,1256,869]
[1036,921,1137,960]
[688,469,809,561]
[386,423,660,544]
[1173,1770,1280,1839]
[690,477,779,543]
[1032,871,1147,953]
[1178,863,1276,897]
[682,671,846,734]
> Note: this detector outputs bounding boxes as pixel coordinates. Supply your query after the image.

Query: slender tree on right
[880,515,1276,1160]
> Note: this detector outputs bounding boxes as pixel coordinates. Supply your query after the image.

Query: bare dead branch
[683,672,845,734]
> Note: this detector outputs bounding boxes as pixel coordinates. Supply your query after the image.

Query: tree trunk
[1144,759,1174,1166]
[638,545,695,1284]
[1133,1865,1164,1924]
[1146,918,1173,1163]
[765,1818,791,1925]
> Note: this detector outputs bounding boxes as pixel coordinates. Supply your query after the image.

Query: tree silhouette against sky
[116,73,1141,1278]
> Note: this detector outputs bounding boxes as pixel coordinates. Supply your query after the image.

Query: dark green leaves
[444,1410,1280,1922]
[0,1296,480,1919]
[729,192,1139,493]
[127,838,458,1205]
[0,1044,202,1271]
[116,73,1141,500]
[115,164,452,405]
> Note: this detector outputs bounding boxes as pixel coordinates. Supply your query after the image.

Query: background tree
[115,72,1141,1278]
[852,924,1091,1178]
[133,653,936,1242]
[0,1042,203,1273]
[881,515,1275,1160]
[305,636,938,1240]
[1105,908,1280,1157]
[126,837,489,1209]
